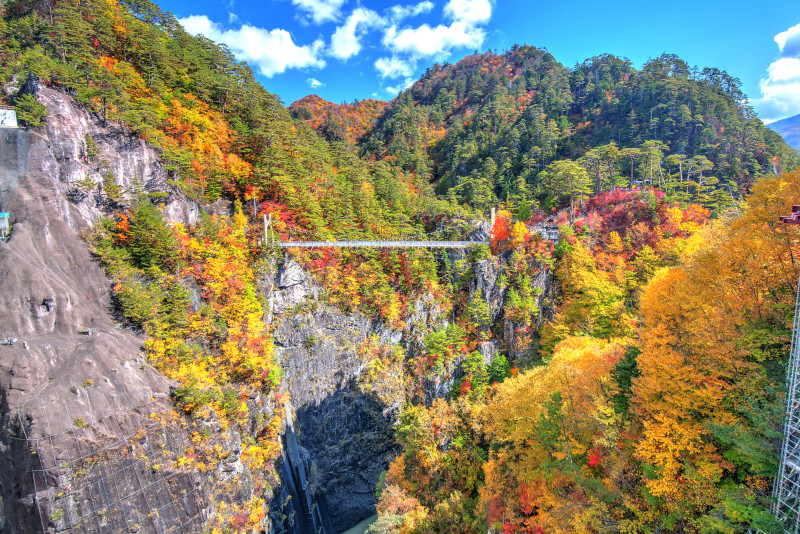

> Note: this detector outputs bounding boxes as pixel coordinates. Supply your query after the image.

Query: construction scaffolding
[0,104,18,128]
[11,394,257,533]
[773,271,800,533]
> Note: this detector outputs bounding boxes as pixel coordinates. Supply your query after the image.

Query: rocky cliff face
[265,247,553,532]
[0,86,242,534]
[267,260,410,533]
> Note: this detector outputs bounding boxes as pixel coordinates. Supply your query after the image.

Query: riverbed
[341,515,377,534]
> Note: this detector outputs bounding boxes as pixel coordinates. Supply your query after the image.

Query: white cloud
[382,21,484,58]
[374,56,416,78]
[180,16,325,77]
[443,0,492,24]
[388,1,434,23]
[228,12,238,24]
[776,22,800,58]
[292,0,347,24]
[384,77,416,96]
[377,0,492,78]
[307,77,325,89]
[330,7,382,59]
[765,57,800,84]
[754,22,800,122]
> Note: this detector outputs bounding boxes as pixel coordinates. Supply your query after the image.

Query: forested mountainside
[769,112,800,150]
[360,46,798,214]
[0,0,447,234]
[0,0,467,324]
[2,0,800,532]
[289,94,388,148]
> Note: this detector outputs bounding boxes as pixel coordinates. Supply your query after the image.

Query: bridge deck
[278,240,488,248]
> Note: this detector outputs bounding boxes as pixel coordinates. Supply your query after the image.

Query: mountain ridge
[357,47,797,213]
[289,94,389,147]
[768,112,800,150]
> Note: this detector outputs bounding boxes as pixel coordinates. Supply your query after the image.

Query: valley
[0,0,799,532]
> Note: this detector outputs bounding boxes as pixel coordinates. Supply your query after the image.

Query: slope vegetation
[289,94,389,147]
[361,47,797,214]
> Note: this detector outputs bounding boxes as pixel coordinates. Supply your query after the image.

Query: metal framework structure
[0,211,9,242]
[773,271,800,533]
[773,207,800,533]
[0,104,18,128]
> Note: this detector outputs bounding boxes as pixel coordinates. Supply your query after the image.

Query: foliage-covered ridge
[361,47,798,216]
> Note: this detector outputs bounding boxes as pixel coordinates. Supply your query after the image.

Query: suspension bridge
[263,210,560,249]
[277,239,486,248]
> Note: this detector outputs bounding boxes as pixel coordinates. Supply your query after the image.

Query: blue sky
[158,0,800,122]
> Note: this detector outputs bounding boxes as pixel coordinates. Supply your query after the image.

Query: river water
[340,515,377,534]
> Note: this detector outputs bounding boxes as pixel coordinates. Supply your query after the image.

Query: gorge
[0,0,799,531]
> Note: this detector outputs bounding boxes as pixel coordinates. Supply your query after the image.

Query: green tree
[15,93,46,127]
[127,197,179,273]
[539,159,591,222]
[688,155,714,185]
[583,142,620,194]
[467,294,493,340]
[102,171,124,203]
[665,153,687,184]
[598,142,621,191]
[487,354,511,384]
[639,140,668,187]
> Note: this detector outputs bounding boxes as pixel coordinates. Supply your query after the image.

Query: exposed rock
[18,73,39,98]
[268,258,411,533]
[272,259,322,313]
[0,88,230,533]
[32,87,198,227]
[478,340,500,365]
[0,84,558,534]
[423,358,464,405]
[267,245,553,526]
[471,257,505,320]
[270,405,336,534]
[467,220,491,242]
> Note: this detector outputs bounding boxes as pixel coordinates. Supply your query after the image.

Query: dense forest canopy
[359,46,798,216]
[0,0,471,325]
[289,94,389,148]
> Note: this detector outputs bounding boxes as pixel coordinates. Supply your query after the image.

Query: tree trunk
[570,196,574,224]
[629,160,634,188]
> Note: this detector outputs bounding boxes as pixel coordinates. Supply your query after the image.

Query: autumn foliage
[375,176,797,532]
[92,199,282,531]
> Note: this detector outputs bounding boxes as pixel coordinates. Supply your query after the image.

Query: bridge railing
[277,240,489,248]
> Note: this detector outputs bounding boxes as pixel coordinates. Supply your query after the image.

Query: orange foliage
[490,216,510,253]
[114,214,130,245]
[479,337,630,531]
[630,171,800,518]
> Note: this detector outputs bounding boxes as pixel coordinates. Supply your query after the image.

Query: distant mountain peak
[767,113,800,150]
